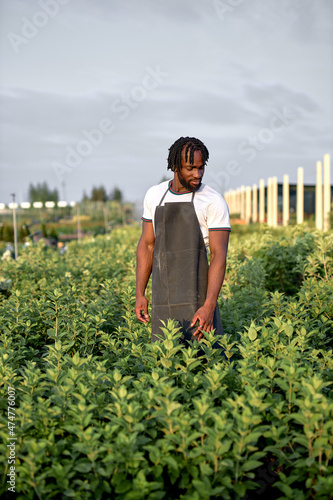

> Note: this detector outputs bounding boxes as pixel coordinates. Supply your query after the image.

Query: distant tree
[84,185,122,202]
[82,190,89,202]
[29,182,59,203]
[91,186,108,202]
[110,187,123,203]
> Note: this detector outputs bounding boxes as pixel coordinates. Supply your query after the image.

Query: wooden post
[316,161,323,230]
[267,178,272,226]
[283,174,289,226]
[252,184,258,223]
[230,190,235,215]
[274,177,279,227]
[236,187,241,216]
[245,186,251,224]
[240,185,245,220]
[297,167,304,225]
[272,176,278,227]
[323,154,331,231]
[259,179,265,223]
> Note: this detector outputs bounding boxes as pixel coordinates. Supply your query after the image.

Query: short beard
[177,170,202,192]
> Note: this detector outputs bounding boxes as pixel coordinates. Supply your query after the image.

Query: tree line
[28,183,123,203]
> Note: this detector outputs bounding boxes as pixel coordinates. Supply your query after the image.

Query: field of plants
[0,224,332,499]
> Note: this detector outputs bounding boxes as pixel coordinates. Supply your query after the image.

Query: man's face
[177,149,205,192]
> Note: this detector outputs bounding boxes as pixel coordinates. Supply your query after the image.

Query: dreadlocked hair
[167,137,209,172]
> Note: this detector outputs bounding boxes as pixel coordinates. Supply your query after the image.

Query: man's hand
[135,295,150,323]
[191,231,229,340]
[191,304,215,340]
[136,220,154,324]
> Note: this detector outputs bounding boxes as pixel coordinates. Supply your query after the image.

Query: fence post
[267,178,272,226]
[283,174,289,226]
[236,188,240,216]
[252,184,258,223]
[259,179,265,223]
[240,185,245,220]
[297,167,304,225]
[316,161,323,230]
[231,190,236,215]
[323,154,331,231]
[245,186,251,224]
[272,177,278,227]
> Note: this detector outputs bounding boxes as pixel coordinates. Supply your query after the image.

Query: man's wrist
[203,299,216,312]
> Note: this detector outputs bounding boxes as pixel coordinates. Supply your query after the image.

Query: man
[135,137,230,345]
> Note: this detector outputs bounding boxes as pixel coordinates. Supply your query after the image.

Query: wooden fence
[224,154,331,231]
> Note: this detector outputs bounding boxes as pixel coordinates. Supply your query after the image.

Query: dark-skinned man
[135,137,230,348]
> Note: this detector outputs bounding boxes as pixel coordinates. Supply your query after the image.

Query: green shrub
[0,225,332,499]
[253,231,315,295]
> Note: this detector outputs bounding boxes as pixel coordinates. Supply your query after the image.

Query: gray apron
[151,187,223,343]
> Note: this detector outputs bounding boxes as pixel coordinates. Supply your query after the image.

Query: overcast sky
[0,0,332,207]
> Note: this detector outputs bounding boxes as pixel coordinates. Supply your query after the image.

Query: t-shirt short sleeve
[207,194,231,232]
[141,186,154,222]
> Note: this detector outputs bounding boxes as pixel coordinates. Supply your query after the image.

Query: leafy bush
[0,226,332,499]
[253,231,315,295]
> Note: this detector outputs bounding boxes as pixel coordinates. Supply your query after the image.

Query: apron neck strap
[158,181,196,206]
[158,187,169,207]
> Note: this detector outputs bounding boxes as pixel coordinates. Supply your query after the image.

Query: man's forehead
[181,146,203,162]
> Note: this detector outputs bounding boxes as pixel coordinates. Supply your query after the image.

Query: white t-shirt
[142,180,231,248]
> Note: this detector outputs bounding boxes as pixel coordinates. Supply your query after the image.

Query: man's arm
[135,221,155,323]
[192,230,229,339]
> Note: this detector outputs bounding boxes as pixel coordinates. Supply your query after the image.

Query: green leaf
[74,461,92,473]
[248,327,257,341]
[161,456,179,471]
[241,460,263,472]
[119,386,127,398]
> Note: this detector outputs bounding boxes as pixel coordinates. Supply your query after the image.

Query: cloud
[0,0,332,204]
